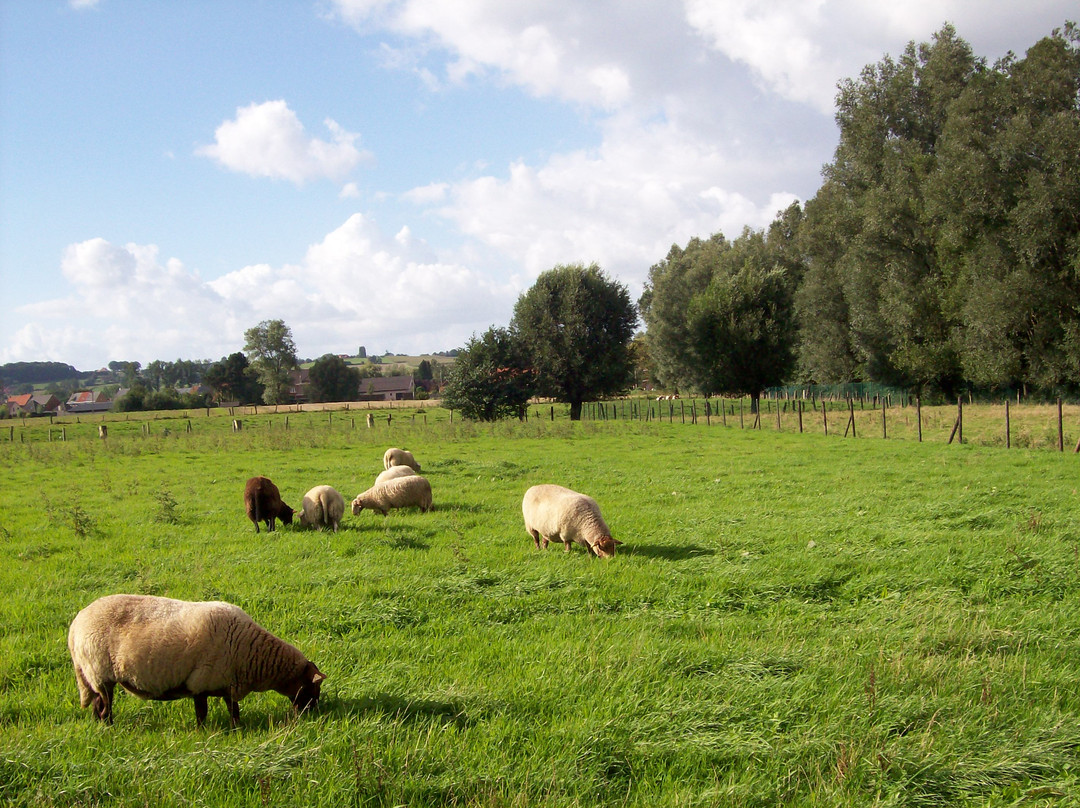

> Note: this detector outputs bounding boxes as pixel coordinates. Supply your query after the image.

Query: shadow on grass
[620,544,715,561]
[328,693,475,728]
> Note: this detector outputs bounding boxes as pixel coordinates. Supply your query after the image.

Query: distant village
[3,357,448,419]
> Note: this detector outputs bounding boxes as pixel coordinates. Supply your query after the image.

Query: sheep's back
[522,485,605,537]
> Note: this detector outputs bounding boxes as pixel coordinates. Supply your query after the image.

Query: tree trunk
[569,401,583,421]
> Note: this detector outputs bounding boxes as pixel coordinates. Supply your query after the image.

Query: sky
[1,1,1075,370]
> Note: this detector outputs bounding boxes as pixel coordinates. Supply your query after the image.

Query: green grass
[2,418,1080,806]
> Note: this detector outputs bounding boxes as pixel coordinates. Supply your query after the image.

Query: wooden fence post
[1058,398,1064,452]
[1005,399,1011,449]
[916,397,922,443]
[881,399,887,439]
[823,402,828,436]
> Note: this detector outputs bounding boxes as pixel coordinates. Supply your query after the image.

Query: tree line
[445,23,1080,420]
[646,22,1080,406]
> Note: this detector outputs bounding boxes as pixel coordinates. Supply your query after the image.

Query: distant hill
[0,361,82,385]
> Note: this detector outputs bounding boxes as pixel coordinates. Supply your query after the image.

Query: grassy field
[2,414,1080,806]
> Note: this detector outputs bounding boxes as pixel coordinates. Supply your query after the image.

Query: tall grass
[2,419,1080,805]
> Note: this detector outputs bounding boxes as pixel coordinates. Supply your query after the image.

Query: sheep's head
[279,504,294,526]
[591,535,622,559]
[287,662,326,715]
[351,496,365,515]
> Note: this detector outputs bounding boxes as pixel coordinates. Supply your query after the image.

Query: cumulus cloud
[3,217,516,367]
[197,100,372,184]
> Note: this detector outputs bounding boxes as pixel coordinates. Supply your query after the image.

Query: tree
[441,327,534,421]
[204,352,263,404]
[641,229,798,411]
[243,320,299,404]
[511,263,637,420]
[307,354,360,403]
[414,360,434,382]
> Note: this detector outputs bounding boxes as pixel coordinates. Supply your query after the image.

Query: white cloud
[197,100,372,184]
[69,0,101,9]
[340,182,361,199]
[2,217,516,367]
[411,118,802,294]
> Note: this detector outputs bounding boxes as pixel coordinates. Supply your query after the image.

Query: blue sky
[2,0,1075,370]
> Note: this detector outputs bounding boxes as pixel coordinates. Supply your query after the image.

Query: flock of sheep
[66,446,620,728]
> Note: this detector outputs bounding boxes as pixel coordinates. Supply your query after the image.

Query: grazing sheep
[244,476,293,533]
[383,447,421,472]
[352,475,432,516]
[67,594,326,728]
[374,465,417,485]
[522,484,621,558]
[297,485,345,532]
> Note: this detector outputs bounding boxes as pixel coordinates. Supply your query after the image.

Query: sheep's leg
[93,682,115,723]
[268,517,276,532]
[528,528,541,549]
[225,696,241,729]
[193,694,209,727]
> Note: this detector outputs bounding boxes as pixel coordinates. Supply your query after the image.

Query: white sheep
[522,484,621,558]
[351,475,433,516]
[383,447,421,472]
[67,594,326,728]
[374,465,417,485]
[297,485,346,532]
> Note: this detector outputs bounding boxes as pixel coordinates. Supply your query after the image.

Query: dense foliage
[794,22,1080,397]
[307,354,361,402]
[0,361,80,385]
[640,221,800,410]
[243,319,299,405]
[202,352,264,405]
[441,327,534,420]
[512,263,637,420]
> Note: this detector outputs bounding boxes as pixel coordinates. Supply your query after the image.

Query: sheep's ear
[613,538,623,545]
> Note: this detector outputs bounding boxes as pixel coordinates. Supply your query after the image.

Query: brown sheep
[244,476,294,532]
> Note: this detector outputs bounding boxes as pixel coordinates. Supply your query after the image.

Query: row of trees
[442,263,637,420]
[795,22,1080,397]
[445,23,1080,420]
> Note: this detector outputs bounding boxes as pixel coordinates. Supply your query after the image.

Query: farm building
[5,393,61,417]
[62,390,113,413]
[359,376,415,401]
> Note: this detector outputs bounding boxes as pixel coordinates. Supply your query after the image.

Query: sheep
[67,594,326,728]
[383,447,421,472]
[522,484,621,558]
[297,485,345,532]
[352,475,432,516]
[374,465,417,485]
[244,476,293,532]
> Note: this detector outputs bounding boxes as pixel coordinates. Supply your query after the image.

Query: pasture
[2,414,1080,806]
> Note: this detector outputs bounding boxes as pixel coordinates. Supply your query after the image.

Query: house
[287,368,311,403]
[358,375,415,401]
[6,393,61,417]
[63,390,113,414]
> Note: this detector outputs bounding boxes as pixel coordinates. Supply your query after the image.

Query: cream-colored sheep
[67,594,326,728]
[374,465,417,485]
[351,475,432,515]
[383,447,421,472]
[297,485,345,532]
[522,484,621,558]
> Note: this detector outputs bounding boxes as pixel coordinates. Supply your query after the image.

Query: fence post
[798,399,803,434]
[881,399,887,439]
[917,397,922,442]
[1005,399,1010,449]
[739,399,744,429]
[1058,398,1064,452]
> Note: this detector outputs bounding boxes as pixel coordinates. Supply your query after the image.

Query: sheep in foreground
[297,485,345,532]
[383,447,421,472]
[244,476,293,532]
[374,465,417,485]
[522,484,621,558]
[67,594,326,728]
[352,475,433,516]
